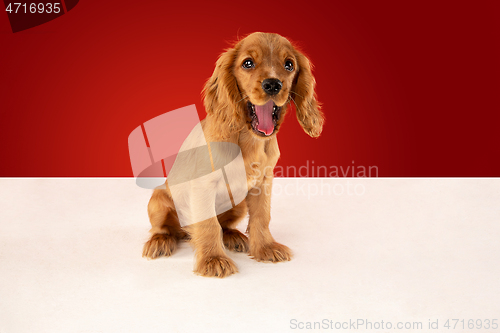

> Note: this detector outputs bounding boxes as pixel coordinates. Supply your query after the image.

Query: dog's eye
[284,60,294,72]
[242,59,254,69]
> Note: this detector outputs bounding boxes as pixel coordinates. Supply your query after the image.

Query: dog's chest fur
[238,130,280,189]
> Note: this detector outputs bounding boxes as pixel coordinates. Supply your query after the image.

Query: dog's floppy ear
[292,50,324,138]
[203,46,242,139]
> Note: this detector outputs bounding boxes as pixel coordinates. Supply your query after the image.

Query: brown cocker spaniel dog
[142,32,324,277]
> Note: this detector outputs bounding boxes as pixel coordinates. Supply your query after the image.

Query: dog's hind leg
[217,201,249,252]
[142,188,187,259]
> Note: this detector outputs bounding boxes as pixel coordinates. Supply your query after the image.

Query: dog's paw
[223,229,249,253]
[194,256,238,278]
[250,242,292,262]
[142,233,177,259]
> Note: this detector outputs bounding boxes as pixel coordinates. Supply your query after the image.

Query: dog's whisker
[289,95,301,114]
[291,90,316,110]
[236,94,249,103]
[290,90,305,99]
[290,95,311,123]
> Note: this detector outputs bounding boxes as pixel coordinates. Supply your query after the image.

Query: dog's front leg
[189,216,238,278]
[246,176,292,262]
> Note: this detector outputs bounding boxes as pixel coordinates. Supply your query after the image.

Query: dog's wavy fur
[142,32,324,278]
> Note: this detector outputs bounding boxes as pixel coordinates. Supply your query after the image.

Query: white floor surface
[0,178,499,333]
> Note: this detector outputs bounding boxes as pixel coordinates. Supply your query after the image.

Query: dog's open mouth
[247,100,282,137]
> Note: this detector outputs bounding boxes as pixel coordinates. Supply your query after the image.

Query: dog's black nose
[262,78,282,96]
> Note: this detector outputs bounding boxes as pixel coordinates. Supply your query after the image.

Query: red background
[1,0,499,177]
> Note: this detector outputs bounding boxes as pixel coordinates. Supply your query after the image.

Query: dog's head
[203,32,324,139]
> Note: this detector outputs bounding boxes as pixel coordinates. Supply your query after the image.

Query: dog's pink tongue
[255,100,274,135]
